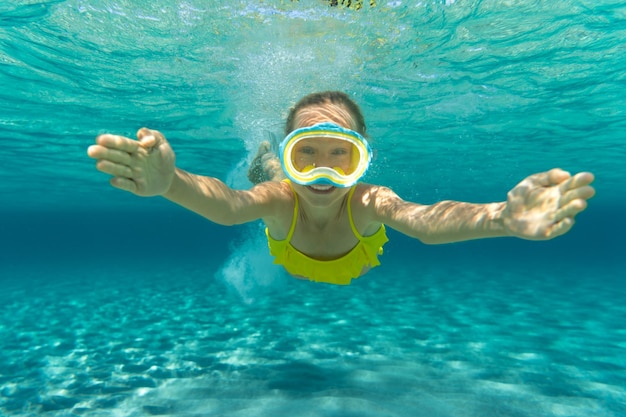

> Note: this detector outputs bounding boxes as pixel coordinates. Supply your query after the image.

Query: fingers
[520,168,570,189]
[89,130,163,197]
[95,159,133,178]
[547,217,574,238]
[87,145,133,165]
[88,134,140,179]
[94,134,140,153]
[526,169,596,207]
[560,185,596,207]
[89,132,154,178]
[90,129,166,159]
[558,172,595,193]
[136,127,164,150]
[555,198,588,222]
[550,171,594,237]
[556,173,595,214]
[547,168,572,185]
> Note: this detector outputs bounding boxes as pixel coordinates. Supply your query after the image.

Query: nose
[314,153,333,168]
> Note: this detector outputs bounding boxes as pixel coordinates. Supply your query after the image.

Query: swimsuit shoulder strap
[346,186,362,239]
[284,179,299,241]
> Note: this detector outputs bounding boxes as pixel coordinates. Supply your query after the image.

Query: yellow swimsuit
[266,182,388,285]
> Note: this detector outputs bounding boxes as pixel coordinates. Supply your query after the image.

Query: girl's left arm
[370,168,595,244]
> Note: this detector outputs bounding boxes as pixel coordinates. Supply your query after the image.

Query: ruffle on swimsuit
[266,181,388,285]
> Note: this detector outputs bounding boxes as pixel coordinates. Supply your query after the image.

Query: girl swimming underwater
[87,91,595,285]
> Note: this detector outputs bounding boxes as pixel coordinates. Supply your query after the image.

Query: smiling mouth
[308,184,335,194]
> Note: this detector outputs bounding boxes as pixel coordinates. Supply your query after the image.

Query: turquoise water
[1,1,625,416]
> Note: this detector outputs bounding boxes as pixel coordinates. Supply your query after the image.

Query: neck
[297,189,351,230]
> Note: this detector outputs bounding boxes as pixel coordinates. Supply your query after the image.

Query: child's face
[287,106,359,206]
[290,115,355,206]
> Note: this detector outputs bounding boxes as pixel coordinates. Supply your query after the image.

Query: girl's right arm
[163,169,283,225]
[88,128,283,226]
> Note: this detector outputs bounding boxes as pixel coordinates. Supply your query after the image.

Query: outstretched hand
[502,168,595,240]
[87,128,176,196]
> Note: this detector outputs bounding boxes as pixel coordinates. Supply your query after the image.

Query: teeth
[310,184,333,191]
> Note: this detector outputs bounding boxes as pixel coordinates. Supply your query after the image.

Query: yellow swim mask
[279,122,372,188]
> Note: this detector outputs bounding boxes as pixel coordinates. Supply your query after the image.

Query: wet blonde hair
[285,91,367,137]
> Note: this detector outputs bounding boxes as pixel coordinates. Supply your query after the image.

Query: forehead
[294,106,353,130]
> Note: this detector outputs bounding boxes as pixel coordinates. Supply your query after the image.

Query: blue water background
[1,1,625,416]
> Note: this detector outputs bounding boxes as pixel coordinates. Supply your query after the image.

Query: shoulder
[247,180,295,213]
[352,183,421,223]
[251,181,296,235]
[250,180,294,199]
[351,183,403,210]
[349,183,403,233]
